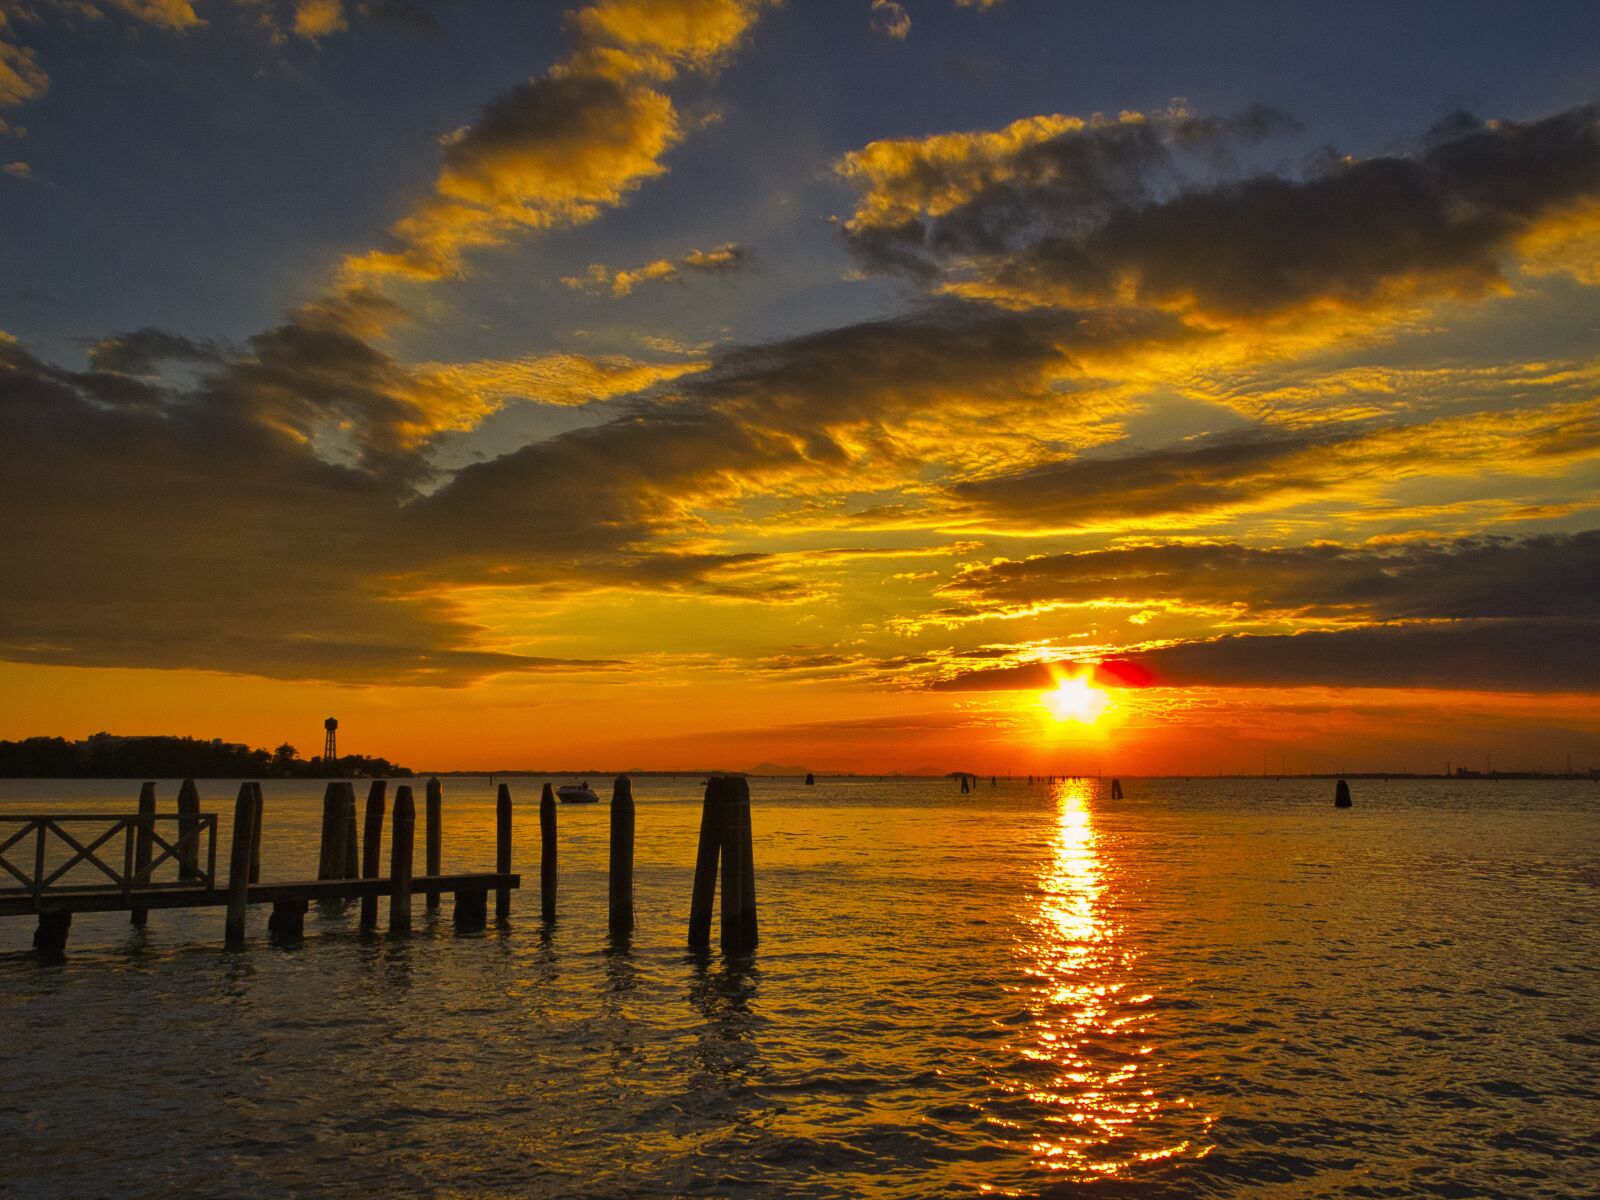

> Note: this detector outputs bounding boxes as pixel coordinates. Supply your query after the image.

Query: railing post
[426,777,443,912]
[539,782,556,923]
[609,774,635,940]
[131,781,155,927]
[359,780,387,931]
[225,782,258,946]
[389,784,415,933]
[496,782,512,920]
[688,778,723,951]
[177,778,201,882]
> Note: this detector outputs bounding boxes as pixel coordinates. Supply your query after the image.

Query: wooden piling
[177,777,201,882]
[454,887,488,929]
[359,780,387,931]
[688,776,724,951]
[317,782,340,879]
[609,774,635,939]
[426,777,443,913]
[389,784,415,933]
[539,782,557,922]
[718,776,758,955]
[225,782,258,946]
[267,899,307,938]
[495,783,512,921]
[1335,779,1353,808]
[248,782,264,884]
[1111,778,1124,800]
[34,910,71,954]
[805,771,815,786]
[131,781,156,927]
[341,783,359,879]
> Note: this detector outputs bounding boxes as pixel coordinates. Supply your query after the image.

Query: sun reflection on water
[998,778,1213,1184]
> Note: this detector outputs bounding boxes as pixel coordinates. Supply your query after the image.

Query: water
[1,777,1596,1198]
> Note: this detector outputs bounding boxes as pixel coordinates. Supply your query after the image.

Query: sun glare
[1041,670,1110,725]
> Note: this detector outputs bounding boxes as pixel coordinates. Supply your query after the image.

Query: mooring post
[609,774,635,940]
[719,776,758,955]
[225,782,258,946]
[1335,779,1353,808]
[34,910,71,955]
[131,780,156,927]
[359,780,387,931]
[341,783,359,879]
[317,781,339,879]
[426,777,443,912]
[177,777,202,882]
[389,784,415,933]
[688,776,724,951]
[248,782,264,883]
[496,782,512,921]
[1111,778,1124,800]
[539,782,557,922]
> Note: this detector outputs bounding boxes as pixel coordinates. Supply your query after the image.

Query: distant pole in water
[389,785,415,933]
[425,777,443,912]
[177,777,201,883]
[539,782,557,922]
[805,771,815,786]
[359,780,386,931]
[224,782,258,946]
[960,775,970,794]
[1111,778,1124,800]
[609,774,635,939]
[1335,779,1353,808]
[496,782,513,921]
[991,775,996,788]
[131,781,156,927]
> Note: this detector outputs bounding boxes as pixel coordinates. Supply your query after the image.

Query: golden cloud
[562,242,744,295]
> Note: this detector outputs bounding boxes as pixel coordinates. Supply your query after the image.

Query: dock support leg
[359,781,387,932]
[426,777,443,913]
[34,910,70,954]
[454,887,487,930]
[131,780,156,927]
[225,782,259,947]
[267,899,308,938]
[389,785,415,934]
[177,778,201,882]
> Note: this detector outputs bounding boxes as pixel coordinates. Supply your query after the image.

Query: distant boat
[557,781,600,804]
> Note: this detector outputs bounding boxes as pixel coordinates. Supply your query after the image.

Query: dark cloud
[939,532,1600,619]
[88,327,223,375]
[844,104,1600,319]
[931,619,1600,694]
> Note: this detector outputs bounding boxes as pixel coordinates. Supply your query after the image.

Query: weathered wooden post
[389,784,415,933]
[805,771,815,786]
[496,782,512,921]
[609,774,635,939]
[539,782,557,922]
[359,780,387,931]
[341,783,359,879]
[131,780,156,927]
[688,776,723,951]
[317,782,342,879]
[426,777,443,912]
[1111,778,1124,800]
[248,781,264,883]
[719,776,758,955]
[1335,779,1352,808]
[176,778,202,882]
[225,782,258,946]
[33,910,70,954]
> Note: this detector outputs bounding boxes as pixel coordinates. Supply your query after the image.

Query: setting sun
[1041,670,1111,725]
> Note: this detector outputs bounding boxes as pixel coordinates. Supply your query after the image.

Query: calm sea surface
[1,776,1596,1198]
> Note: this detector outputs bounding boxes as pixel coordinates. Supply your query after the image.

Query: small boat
[557,781,600,804]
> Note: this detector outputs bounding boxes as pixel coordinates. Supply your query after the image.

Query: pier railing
[0,813,218,900]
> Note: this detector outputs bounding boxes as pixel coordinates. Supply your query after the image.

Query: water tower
[323,717,338,761]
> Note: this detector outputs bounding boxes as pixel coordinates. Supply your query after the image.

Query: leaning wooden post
[131,780,156,927]
[225,782,258,946]
[719,776,757,955]
[1335,779,1353,808]
[389,784,415,933]
[341,783,359,879]
[317,782,340,879]
[496,782,512,920]
[608,774,635,939]
[176,778,201,882]
[426,777,443,912]
[539,782,557,922]
[248,782,264,883]
[359,781,387,931]
[688,777,724,950]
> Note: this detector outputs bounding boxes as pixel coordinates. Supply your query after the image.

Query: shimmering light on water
[1,776,1596,1199]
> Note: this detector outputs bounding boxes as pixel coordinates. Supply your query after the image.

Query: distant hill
[747,762,810,775]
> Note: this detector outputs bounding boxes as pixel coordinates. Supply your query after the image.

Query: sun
[1040,669,1110,725]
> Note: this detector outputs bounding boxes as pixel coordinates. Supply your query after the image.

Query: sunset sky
[3,0,1599,773]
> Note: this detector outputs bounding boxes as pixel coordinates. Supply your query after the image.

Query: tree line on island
[0,733,410,779]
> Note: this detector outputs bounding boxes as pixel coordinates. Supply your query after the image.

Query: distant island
[0,733,411,779]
